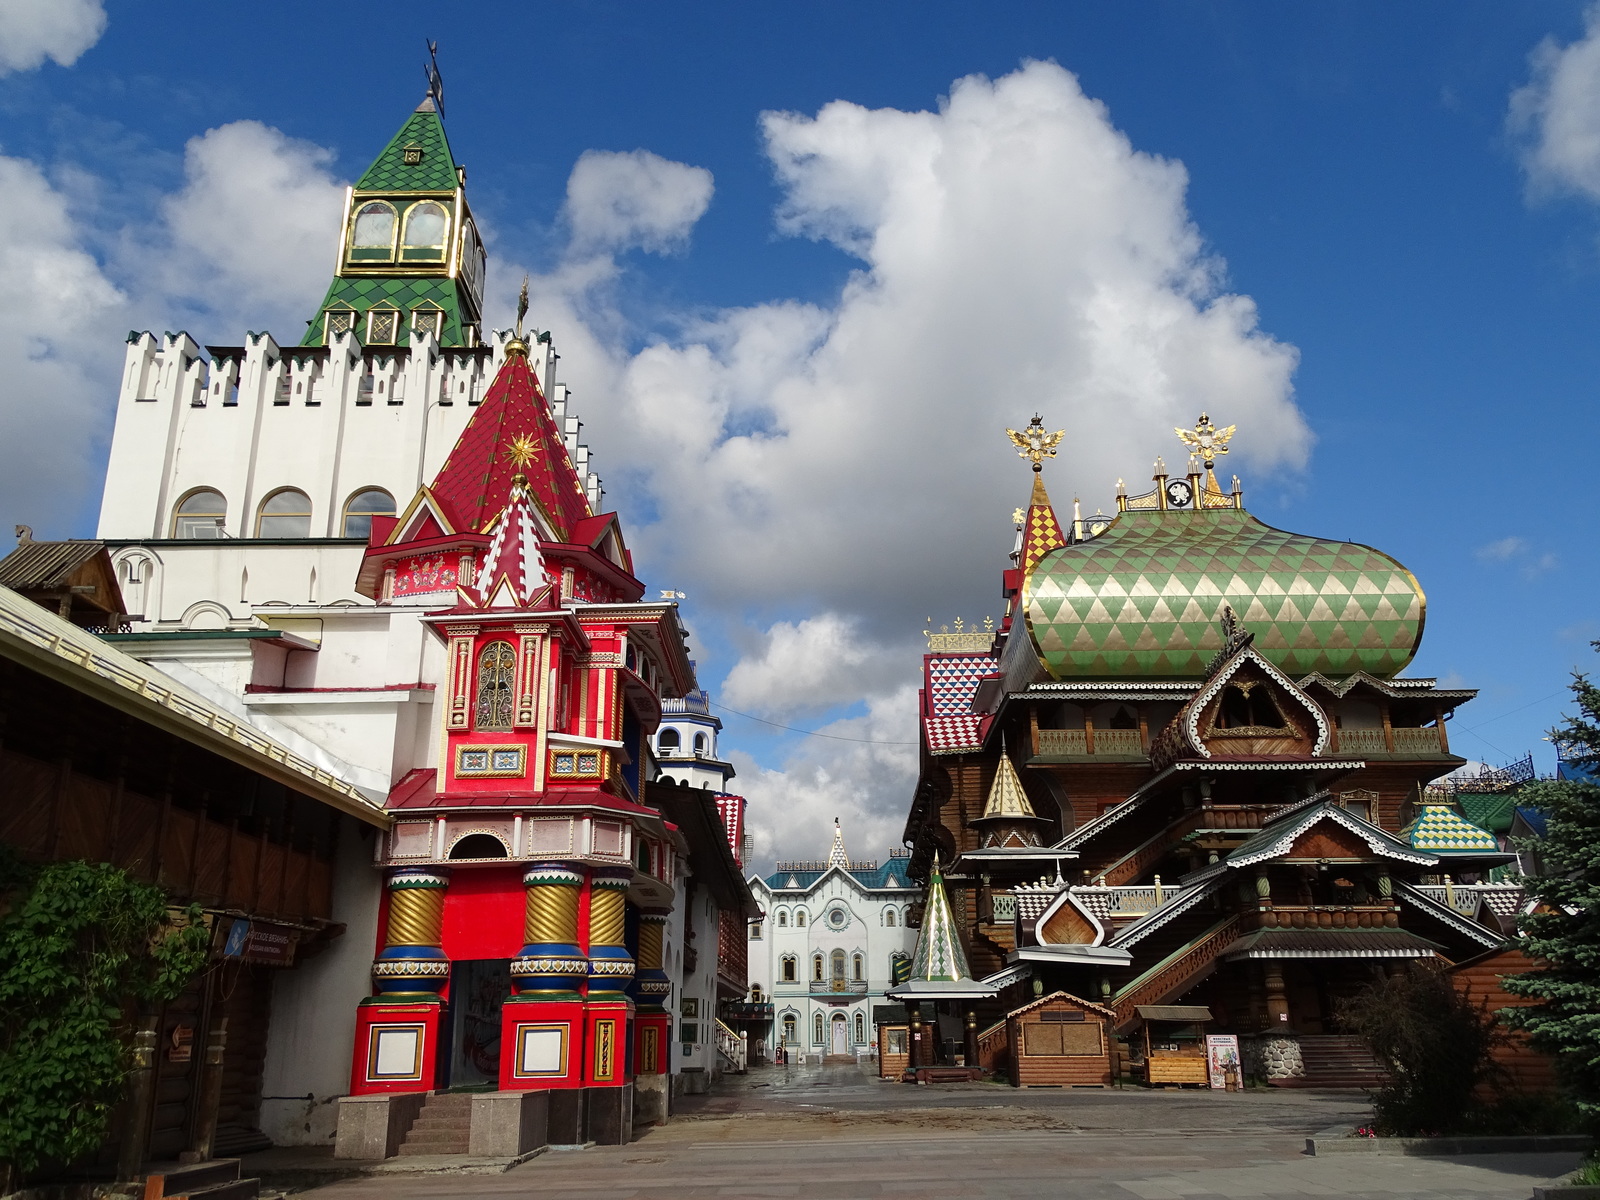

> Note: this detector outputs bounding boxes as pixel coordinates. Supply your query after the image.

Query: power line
[708,701,918,746]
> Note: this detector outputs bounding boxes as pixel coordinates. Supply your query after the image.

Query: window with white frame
[781,955,797,983]
[813,1012,824,1044]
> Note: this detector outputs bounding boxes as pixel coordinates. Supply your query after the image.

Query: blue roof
[1513,805,1549,838]
[763,856,914,892]
[1558,759,1599,785]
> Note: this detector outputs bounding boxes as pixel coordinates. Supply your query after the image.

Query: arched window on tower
[776,910,788,928]
[256,489,312,537]
[475,641,516,730]
[342,488,395,538]
[348,200,397,262]
[173,489,227,539]
[659,728,681,752]
[694,732,708,754]
[401,201,449,262]
[795,910,807,927]
[884,908,897,927]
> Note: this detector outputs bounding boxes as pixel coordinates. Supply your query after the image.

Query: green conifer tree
[1504,643,1600,1121]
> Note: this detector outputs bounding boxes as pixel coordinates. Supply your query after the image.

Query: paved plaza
[292,1064,1583,1199]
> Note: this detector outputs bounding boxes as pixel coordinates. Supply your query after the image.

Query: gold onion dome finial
[505,275,531,357]
[1006,414,1066,473]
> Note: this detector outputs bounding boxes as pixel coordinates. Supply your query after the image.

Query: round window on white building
[828,907,847,928]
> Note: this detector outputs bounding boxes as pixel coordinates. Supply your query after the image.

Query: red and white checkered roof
[922,653,995,755]
[715,794,746,865]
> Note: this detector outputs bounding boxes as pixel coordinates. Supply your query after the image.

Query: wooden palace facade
[902,416,1519,1084]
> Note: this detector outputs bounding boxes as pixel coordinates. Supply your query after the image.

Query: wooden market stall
[1004,991,1116,1088]
[878,1025,910,1080]
[1129,1005,1211,1086]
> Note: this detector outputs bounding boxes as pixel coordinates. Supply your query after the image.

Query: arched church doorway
[830,1011,850,1057]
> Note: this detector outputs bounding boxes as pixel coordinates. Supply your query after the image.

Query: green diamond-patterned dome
[1024,508,1424,680]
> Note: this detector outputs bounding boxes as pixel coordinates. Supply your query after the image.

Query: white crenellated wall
[97,327,603,543]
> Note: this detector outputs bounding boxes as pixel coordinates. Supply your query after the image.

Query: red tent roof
[429,347,592,539]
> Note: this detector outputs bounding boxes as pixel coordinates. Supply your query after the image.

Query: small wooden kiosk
[1003,991,1116,1088]
[875,1003,910,1080]
[1129,1005,1211,1086]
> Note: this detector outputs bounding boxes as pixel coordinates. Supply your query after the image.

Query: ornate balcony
[1035,727,1146,759]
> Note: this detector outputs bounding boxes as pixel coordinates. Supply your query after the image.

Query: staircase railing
[714,1018,747,1074]
[1112,913,1241,1033]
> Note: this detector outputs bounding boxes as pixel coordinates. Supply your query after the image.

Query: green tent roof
[1457,792,1519,836]
[355,101,460,193]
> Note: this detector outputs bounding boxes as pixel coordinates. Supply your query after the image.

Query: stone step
[410,1114,472,1128]
[145,1158,242,1198]
[181,1178,261,1200]
[395,1139,470,1156]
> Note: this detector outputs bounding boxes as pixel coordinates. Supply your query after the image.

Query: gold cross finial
[1174,412,1236,467]
[1006,414,1065,473]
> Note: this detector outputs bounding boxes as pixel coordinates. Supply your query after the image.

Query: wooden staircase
[141,1158,259,1200]
[1112,914,1241,1033]
[396,1092,472,1155]
[1274,1035,1388,1089]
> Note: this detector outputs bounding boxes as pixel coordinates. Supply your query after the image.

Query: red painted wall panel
[441,865,527,961]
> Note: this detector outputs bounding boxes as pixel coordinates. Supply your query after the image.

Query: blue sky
[3,1,1599,862]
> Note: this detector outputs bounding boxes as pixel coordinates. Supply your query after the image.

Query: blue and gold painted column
[372,868,451,994]
[633,908,672,1124]
[510,863,588,996]
[501,863,588,1120]
[585,869,636,996]
[351,868,450,1095]
[583,868,636,1144]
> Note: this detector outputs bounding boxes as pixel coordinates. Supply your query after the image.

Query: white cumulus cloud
[722,613,912,717]
[522,61,1310,860]
[0,154,124,531]
[728,686,920,870]
[1511,6,1600,202]
[565,149,714,254]
[135,121,348,335]
[592,60,1305,636]
[0,0,106,75]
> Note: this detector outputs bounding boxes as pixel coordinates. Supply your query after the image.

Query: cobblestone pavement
[295,1064,1581,1199]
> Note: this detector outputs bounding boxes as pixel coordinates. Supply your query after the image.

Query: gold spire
[505,275,531,357]
[1174,412,1235,491]
[1006,414,1065,473]
[982,753,1037,820]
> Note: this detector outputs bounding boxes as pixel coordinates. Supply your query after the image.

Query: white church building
[747,823,920,1061]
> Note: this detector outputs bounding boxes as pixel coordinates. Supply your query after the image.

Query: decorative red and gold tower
[345,297,691,1144]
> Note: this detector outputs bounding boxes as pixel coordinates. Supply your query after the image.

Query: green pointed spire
[354,100,461,192]
[908,855,973,984]
[300,96,486,349]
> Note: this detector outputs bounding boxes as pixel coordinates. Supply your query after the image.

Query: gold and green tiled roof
[1402,804,1499,853]
[355,102,460,193]
[300,276,466,347]
[1024,508,1424,680]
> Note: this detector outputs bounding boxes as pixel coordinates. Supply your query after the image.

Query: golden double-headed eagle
[1005,414,1066,473]
[1174,412,1236,467]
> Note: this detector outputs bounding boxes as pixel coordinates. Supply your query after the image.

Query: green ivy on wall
[0,851,210,1183]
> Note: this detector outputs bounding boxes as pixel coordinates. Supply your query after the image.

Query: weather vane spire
[1006,414,1066,474]
[515,275,529,339]
[424,39,445,117]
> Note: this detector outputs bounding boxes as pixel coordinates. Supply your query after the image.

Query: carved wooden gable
[1196,659,1319,759]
